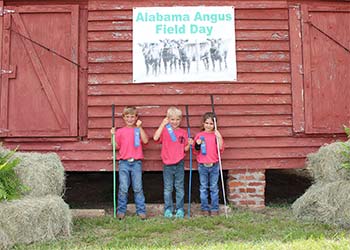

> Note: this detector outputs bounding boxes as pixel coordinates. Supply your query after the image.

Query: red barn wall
[0,0,348,172]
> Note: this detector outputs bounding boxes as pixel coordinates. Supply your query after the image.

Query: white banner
[133,6,237,83]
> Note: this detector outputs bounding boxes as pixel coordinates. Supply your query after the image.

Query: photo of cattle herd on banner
[133,7,236,83]
[138,38,229,77]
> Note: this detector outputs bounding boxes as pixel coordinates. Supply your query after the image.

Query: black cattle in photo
[207,38,228,72]
[159,39,180,74]
[177,39,192,74]
[138,42,162,76]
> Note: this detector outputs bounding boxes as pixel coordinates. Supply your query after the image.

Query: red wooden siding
[0,0,348,172]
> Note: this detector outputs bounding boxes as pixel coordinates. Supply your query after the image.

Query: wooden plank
[12,13,68,128]
[88,104,292,117]
[88,51,290,63]
[236,20,288,30]
[88,9,288,21]
[88,61,290,74]
[87,126,293,139]
[88,115,292,128]
[87,94,291,106]
[87,19,288,31]
[88,31,132,41]
[5,140,112,151]
[88,41,290,52]
[227,158,307,169]
[54,146,315,161]
[62,159,310,172]
[4,136,343,153]
[238,62,290,72]
[88,83,291,95]
[88,1,288,11]
[0,12,10,133]
[63,158,307,171]
[88,30,289,42]
[88,72,291,84]
[306,3,350,12]
[225,136,343,148]
[8,5,77,13]
[237,41,289,51]
[88,20,132,31]
[236,30,289,41]
[70,5,79,136]
[88,51,132,63]
[79,7,89,137]
[237,51,289,61]
[289,4,305,133]
[88,10,131,21]
[235,9,288,20]
[88,41,131,52]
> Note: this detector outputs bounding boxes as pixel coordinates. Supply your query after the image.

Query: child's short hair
[122,106,138,116]
[200,112,217,131]
[166,106,182,118]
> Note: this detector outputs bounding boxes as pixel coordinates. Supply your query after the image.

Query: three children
[112,106,224,219]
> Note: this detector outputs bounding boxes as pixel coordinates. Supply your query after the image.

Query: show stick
[210,95,228,218]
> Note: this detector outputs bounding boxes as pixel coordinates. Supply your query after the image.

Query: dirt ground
[63,170,312,209]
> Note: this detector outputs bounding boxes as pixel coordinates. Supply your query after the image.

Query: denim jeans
[117,160,146,215]
[198,163,219,212]
[163,160,185,212]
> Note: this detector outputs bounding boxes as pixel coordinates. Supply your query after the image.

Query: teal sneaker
[175,209,184,219]
[164,209,173,218]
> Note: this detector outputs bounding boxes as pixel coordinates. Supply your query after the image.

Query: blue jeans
[198,163,219,212]
[163,160,185,212]
[118,160,146,215]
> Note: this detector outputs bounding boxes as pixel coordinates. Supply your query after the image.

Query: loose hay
[0,195,72,245]
[292,181,350,228]
[14,152,65,197]
[306,140,350,183]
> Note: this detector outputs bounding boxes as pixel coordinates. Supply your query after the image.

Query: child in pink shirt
[111,106,148,220]
[194,112,224,216]
[153,107,192,218]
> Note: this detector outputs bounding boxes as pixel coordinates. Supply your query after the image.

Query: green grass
[13,206,350,250]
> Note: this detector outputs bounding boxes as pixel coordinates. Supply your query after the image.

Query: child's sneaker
[164,209,173,218]
[175,209,184,219]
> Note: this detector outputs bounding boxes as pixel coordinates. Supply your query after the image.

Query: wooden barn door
[0,5,79,137]
[302,4,350,134]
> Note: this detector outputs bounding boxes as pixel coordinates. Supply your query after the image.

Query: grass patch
[13,206,350,250]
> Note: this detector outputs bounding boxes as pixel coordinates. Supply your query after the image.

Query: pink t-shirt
[155,127,188,165]
[115,127,145,160]
[194,131,224,164]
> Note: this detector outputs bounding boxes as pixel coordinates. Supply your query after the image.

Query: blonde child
[194,112,224,216]
[153,107,191,218]
[111,106,148,220]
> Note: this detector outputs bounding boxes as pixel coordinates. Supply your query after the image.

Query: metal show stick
[210,95,228,218]
[112,104,117,218]
[185,105,193,218]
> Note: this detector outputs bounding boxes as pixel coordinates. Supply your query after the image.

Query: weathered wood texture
[1,0,348,171]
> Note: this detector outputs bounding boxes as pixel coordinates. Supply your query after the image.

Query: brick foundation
[227,169,265,209]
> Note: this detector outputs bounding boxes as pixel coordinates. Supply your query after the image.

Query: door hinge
[0,7,15,16]
[0,66,17,78]
[0,69,12,74]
